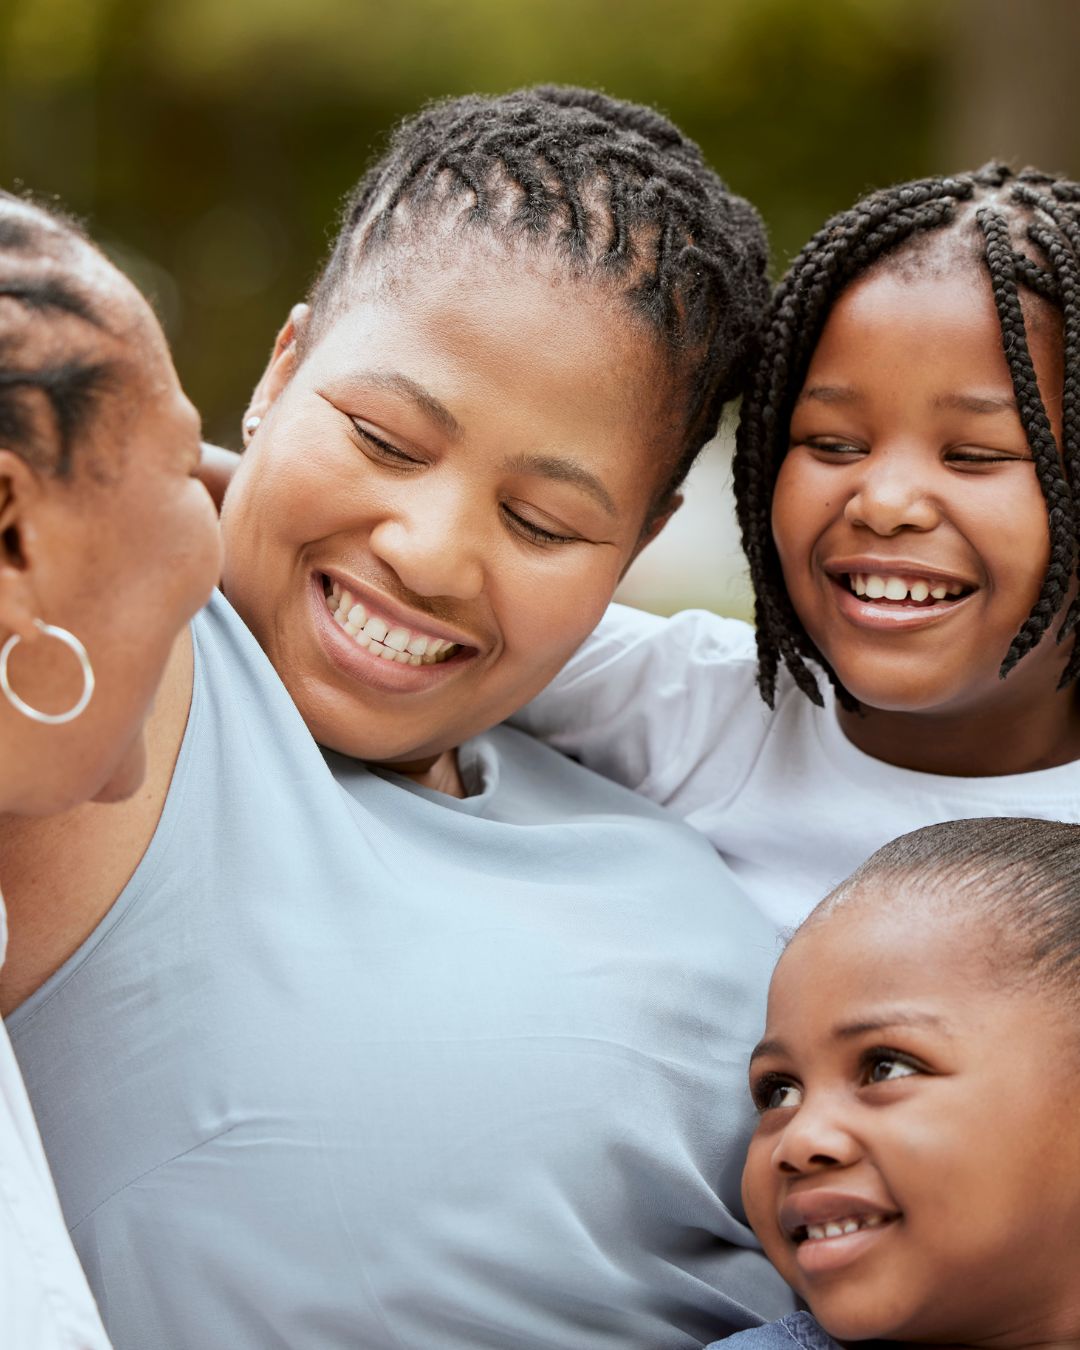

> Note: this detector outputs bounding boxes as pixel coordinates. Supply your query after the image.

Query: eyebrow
[796,384,861,407]
[930,392,1017,415]
[502,452,618,517]
[361,371,464,441]
[749,1010,952,1064]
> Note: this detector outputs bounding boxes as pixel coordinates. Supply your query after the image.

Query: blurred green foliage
[1,0,943,443]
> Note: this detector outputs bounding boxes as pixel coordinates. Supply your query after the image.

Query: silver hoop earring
[244,414,261,435]
[0,620,95,725]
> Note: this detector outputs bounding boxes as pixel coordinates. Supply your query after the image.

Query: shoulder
[708,1312,841,1350]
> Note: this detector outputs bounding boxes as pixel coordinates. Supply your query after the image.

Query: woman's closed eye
[501,503,581,546]
[351,419,423,466]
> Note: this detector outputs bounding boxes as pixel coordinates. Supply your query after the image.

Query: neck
[382,748,466,798]
[837,680,1080,777]
[0,630,195,1015]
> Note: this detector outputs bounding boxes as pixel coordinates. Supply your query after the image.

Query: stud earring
[244,414,262,436]
[0,619,95,725]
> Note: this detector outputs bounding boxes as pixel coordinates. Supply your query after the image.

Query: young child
[708,815,1080,1350]
[515,164,1080,928]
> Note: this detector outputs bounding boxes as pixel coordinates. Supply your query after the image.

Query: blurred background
[2,0,1077,614]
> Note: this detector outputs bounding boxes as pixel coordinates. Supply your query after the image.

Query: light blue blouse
[9,591,793,1349]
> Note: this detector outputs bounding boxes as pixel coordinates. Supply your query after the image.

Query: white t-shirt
[515,606,1080,929]
[0,903,112,1349]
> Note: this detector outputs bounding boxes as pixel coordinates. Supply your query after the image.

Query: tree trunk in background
[940,0,1080,178]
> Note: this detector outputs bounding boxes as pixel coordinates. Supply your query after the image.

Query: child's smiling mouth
[823,560,980,631]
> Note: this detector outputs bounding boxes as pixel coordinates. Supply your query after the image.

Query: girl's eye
[794,437,867,458]
[501,504,579,546]
[945,447,1033,466]
[352,421,421,465]
[752,1075,803,1111]
[865,1051,919,1085]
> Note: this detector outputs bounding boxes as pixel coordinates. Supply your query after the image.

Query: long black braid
[0,191,114,477]
[734,164,1080,710]
[306,86,770,501]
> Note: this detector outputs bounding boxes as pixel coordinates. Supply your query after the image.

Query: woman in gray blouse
[1,89,793,1349]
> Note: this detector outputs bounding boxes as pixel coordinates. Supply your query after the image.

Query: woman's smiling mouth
[310,571,479,695]
[324,576,461,665]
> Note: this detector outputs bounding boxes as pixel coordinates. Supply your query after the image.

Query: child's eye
[864,1050,920,1084]
[945,447,1034,466]
[501,505,580,546]
[351,420,422,466]
[794,437,867,458]
[752,1074,803,1111]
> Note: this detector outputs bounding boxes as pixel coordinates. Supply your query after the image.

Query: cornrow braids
[0,191,113,477]
[306,86,770,501]
[734,165,1080,710]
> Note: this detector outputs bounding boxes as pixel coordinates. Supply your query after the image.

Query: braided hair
[306,86,769,502]
[0,191,115,478]
[734,164,1080,710]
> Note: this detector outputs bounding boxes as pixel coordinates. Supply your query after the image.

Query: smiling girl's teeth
[849,573,966,603]
[324,579,460,665]
[803,1213,887,1242]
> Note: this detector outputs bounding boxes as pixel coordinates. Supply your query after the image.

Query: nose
[368,481,485,602]
[772,1092,861,1176]
[843,447,940,537]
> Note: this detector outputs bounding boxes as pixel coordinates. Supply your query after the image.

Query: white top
[515,606,1080,929]
[0,905,112,1349]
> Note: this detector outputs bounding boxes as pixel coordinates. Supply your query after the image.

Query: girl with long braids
[0,89,794,1348]
[518,163,1080,928]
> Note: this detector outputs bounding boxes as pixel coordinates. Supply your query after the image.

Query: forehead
[310,238,680,486]
[769,900,988,1027]
[807,249,1062,398]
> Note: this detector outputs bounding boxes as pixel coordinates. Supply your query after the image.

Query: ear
[244,302,311,437]
[0,451,44,643]
[619,492,683,580]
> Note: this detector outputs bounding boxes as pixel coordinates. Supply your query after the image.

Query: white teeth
[385,627,410,653]
[801,1214,889,1242]
[850,572,964,603]
[326,589,461,667]
[365,617,389,643]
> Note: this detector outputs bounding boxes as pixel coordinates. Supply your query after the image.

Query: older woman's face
[1,258,222,814]
[220,241,676,767]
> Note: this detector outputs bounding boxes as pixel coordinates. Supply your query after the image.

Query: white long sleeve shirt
[515,605,1080,929]
[0,903,112,1349]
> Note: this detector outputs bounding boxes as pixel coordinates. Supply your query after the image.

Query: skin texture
[0,239,222,816]
[743,896,1080,1348]
[220,237,679,792]
[771,262,1080,776]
